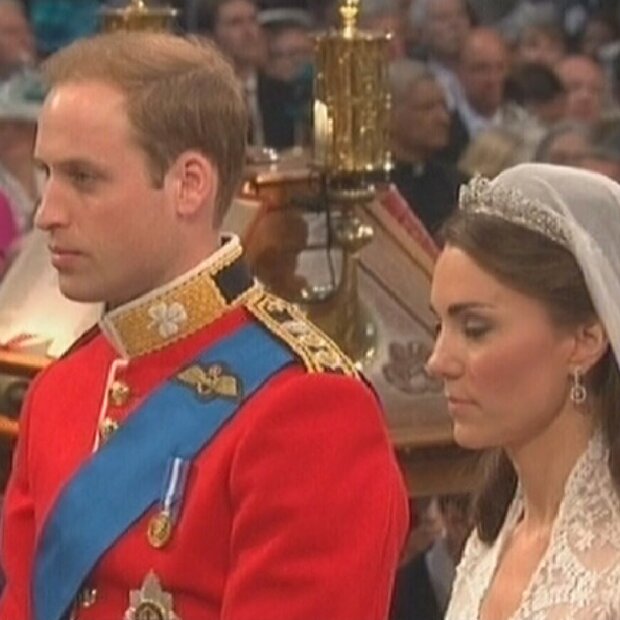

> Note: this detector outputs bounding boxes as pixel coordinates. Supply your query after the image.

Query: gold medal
[147,511,172,549]
[148,458,190,550]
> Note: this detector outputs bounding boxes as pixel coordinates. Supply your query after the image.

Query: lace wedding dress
[446,433,620,620]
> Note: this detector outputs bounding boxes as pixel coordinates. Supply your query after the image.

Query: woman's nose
[425,331,462,380]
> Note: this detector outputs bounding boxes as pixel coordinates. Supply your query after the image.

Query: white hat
[0,70,45,123]
[258,8,313,29]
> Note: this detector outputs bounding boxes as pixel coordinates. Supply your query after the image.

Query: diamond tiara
[458,175,572,250]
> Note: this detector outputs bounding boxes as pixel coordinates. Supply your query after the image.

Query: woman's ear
[568,320,609,373]
[165,151,218,218]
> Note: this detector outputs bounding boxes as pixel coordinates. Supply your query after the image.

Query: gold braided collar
[100,235,262,359]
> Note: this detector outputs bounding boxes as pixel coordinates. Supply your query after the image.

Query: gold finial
[340,0,360,38]
[100,0,178,32]
[124,0,151,14]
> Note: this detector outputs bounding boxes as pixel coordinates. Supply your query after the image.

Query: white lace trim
[446,432,620,620]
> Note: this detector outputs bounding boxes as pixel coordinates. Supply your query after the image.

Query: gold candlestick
[302,0,391,365]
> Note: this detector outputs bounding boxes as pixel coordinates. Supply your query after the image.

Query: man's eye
[70,170,97,186]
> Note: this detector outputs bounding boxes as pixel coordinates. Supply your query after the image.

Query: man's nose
[34,179,68,231]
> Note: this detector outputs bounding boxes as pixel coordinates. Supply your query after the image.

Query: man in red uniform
[0,32,409,620]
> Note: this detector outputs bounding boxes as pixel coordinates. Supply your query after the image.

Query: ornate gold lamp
[314,0,392,181]
[100,0,178,32]
[305,0,391,365]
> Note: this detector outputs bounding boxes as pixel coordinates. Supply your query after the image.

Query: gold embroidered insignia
[176,363,242,401]
[246,292,358,377]
[124,571,180,620]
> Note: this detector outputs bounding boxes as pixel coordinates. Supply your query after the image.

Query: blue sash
[33,323,295,620]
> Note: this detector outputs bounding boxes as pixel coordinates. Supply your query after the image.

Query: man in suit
[199,0,305,149]
[391,494,472,620]
[389,59,464,237]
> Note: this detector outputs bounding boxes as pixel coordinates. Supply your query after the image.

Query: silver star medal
[124,571,180,620]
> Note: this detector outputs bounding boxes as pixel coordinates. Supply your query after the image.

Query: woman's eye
[463,321,491,339]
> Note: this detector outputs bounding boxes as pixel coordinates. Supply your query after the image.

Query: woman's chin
[452,423,494,451]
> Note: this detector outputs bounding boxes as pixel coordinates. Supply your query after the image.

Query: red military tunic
[0,237,409,620]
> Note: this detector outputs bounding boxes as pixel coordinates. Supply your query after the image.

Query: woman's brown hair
[439,212,620,543]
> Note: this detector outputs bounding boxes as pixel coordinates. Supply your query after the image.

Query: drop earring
[570,369,587,406]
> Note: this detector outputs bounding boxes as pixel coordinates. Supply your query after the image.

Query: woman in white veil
[426,162,620,619]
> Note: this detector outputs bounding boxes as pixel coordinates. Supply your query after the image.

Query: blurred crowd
[3,0,620,273]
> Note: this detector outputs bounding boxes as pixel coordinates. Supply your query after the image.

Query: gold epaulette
[245,292,359,378]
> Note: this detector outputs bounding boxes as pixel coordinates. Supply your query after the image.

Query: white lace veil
[459,162,620,369]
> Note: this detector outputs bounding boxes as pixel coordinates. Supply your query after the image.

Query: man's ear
[568,320,609,373]
[165,151,218,218]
